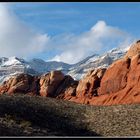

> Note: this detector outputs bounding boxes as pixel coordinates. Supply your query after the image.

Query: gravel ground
[0,94,139,137]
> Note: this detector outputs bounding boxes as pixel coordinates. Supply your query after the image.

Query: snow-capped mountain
[29,58,71,74]
[0,46,130,83]
[0,57,71,83]
[68,47,130,80]
[0,56,38,83]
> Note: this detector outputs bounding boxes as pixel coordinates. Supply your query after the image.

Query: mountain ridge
[0,40,140,106]
[0,46,130,83]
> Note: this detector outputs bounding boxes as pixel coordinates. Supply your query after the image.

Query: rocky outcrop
[0,71,78,99]
[98,57,131,95]
[88,42,140,105]
[0,74,40,95]
[1,41,140,106]
[39,72,78,99]
[63,68,106,105]
[69,41,140,105]
[125,40,140,58]
[39,71,65,97]
[56,75,78,100]
[76,68,106,98]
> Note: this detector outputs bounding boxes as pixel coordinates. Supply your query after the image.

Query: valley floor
[0,94,139,137]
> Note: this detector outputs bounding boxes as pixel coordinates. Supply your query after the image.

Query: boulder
[39,71,65,97]
[0,74,39,95]
[56,75,78,100]
[125,40,140,58]
[76,68,106,98]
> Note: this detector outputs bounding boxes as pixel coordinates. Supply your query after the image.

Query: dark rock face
[55,75,78,99]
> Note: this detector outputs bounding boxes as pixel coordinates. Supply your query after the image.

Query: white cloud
[50,21,134,64]
[0,4,134,64]
[0,3,49,58]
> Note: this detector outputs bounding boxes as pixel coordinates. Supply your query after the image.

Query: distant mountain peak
[0,45,130,83]
[68,46,129,80]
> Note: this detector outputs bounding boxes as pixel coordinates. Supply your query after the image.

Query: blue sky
[0,2,140,64]
[10,2,140,36]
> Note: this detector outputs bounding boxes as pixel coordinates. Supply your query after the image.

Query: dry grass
[0,94,139,137]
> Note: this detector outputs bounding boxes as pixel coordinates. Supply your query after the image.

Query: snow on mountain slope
[0,57,71,84]
[0,57,39,83]
[29,59,71,74]
[0,46,130,84]
[0,57,8,65]
[68,47,130,80]
[2,57,25,66]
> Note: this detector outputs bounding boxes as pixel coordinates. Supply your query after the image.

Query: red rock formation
[0,71,78,99]
[39,72,78,99]
[0,74,39,95]
[39,71,65,97]
[98,57,131,95]
[76,68,106,98]
[56,75,78,100]
[88,42,140,105]
[1,41,140,106]
[125,40,140,58]
[64,68,106,105]
[69,41,140,105]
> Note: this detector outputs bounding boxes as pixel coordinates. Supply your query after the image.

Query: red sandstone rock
[89,47,140,105]
[56,75,78,100]
[1,41,140,106]
[125,40,140,58]
[39,71,65,97]
[0,74,39,95]
[0,71,77,99]
[69,41,140,105]
[98,57,131,95]
[76,68,106,98]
